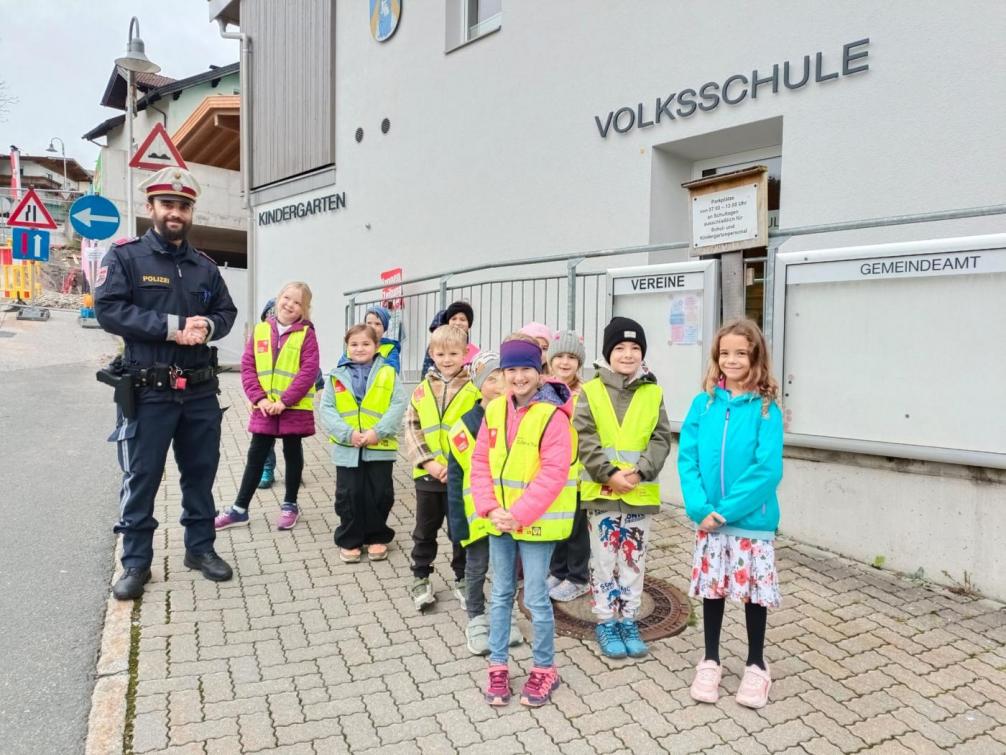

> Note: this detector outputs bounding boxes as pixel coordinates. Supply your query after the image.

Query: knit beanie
[469,350,501,390]
[500,339,542,372]
[442,301,475,328]
[519,321,555,343]
[602,316,647,362]
[365,305,390,331]
[548,330,586,366]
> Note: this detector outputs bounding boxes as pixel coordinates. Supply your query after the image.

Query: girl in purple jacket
[215,282,320,531]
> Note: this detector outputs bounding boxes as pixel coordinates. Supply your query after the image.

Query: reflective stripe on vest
[329,364,398,452]
[253,321,314,410]
[579,377,663,506]
[484,396,577,542]
[447,419,490,547]
[411,379,480,479]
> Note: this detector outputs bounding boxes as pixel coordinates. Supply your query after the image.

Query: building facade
[210,1,1006,597]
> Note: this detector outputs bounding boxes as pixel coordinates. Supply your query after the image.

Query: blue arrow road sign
[69,194,121,240]
[12,228,50,262]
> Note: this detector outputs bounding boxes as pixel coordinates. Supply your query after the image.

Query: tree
[0,81,16,122]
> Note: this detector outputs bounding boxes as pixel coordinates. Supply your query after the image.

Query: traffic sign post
[12,228,51,262]
[70,195,121,240]
[7,189,58,230]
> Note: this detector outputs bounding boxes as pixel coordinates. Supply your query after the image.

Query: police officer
[95,167,238,600]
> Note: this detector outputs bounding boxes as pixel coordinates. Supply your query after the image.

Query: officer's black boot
[184,550,233,582]
[112,567,151,600]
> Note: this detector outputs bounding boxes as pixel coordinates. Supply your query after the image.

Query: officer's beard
[155,217,191,244]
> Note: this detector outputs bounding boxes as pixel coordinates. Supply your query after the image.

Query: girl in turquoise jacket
[678,319,783,711]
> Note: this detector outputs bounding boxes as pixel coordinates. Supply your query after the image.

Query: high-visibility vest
[447,419,490,547]
[253,320,314,410]
[411,379,480,479]
[579,377,663,506]
[329,364,398,451]
[378,341,394,359]
[484,395,578,541]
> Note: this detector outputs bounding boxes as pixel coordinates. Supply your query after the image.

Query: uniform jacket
[446,402,486,544]
[471,379,574,529]
[403,365,474,490]
[573,360,672,514]
[678,388,784,540]
[94,229,237,401]
[240,317,319,437]
[319,353,407,468]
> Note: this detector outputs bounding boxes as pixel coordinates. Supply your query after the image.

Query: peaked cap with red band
[139,167,202,202]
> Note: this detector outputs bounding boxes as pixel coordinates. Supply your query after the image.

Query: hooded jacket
[240,316,319,437]
[471,379,574,529]
[319,352,407,467]
[678,388,783,540]
[573,360,672,514]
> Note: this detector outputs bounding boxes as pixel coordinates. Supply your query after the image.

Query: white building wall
[250,1,1006,598]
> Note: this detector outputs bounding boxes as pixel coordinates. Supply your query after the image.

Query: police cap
[139,167,201,202]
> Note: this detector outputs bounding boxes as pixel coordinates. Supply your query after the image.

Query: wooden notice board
[682,166,768,257]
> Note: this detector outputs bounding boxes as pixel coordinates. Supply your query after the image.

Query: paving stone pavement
[105,374,1006,754]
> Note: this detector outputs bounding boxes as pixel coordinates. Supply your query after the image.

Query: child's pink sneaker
[520,666,560,707]
[735,664,772,709]
[484,664,511,706]
[275,504,299,530]
[689,659,722,703]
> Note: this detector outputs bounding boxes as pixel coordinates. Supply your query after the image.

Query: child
[446,351,524,654]
[472,334,577,708]
[216,282,319,531]
[321,324,407,562]
[420,309,447,378]
[442,300,480,364]
[679,318,783,710]
[519,322,555,371]
[363,305,403,373]
[405,324,481,610]
[544,331,591,602]
[575,316,671,659]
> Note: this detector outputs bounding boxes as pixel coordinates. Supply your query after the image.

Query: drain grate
[520,576,691,641]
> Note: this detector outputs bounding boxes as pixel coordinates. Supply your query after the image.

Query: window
[446,0,501,52]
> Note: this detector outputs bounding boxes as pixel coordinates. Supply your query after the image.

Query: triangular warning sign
[129,122,188,171]
[7,188,58,230]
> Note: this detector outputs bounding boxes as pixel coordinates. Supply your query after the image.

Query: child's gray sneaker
[549,579,590,602]
[411,578,435,611]
[466,614,490,655]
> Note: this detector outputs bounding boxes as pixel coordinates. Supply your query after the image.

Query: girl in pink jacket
[215,282,320,532]
[471,334,573,709]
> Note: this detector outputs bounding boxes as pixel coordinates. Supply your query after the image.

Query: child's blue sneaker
[619,619,649,658]
[257,468,274,489]
[595,619,627,659]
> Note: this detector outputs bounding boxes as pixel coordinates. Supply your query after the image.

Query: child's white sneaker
[466,615,490,655]
[411,577,435,611]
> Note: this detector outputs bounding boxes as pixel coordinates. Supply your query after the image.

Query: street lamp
[45,137,68,192]
[114,16,159,239]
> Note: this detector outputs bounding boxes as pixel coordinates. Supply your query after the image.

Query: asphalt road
[0,309,121,755]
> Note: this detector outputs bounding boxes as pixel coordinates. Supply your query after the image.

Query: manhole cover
[519,577,691,641]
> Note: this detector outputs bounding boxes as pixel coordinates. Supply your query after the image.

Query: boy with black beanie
[574,315,671,660]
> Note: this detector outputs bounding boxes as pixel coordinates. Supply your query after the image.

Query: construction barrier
[0,246,43,302]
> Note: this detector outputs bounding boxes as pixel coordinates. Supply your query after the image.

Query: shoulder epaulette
[112,236,139,246]
[193,248,218,265]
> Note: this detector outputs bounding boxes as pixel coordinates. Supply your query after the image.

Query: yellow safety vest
[411,379,480,479]
[484,396,578,541]
[447,420,490,547]
[329,364,398,451]
[253,320,314,410]
[579,377,663,506]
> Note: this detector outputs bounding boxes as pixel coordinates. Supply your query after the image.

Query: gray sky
[0,0,236,170]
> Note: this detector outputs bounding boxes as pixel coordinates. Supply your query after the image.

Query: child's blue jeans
[487,534,556,668]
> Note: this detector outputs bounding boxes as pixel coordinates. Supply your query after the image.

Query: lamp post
[114,16,159,239]
[45,137,68,193]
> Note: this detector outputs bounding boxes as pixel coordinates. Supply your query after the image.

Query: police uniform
[94,167,238,600]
